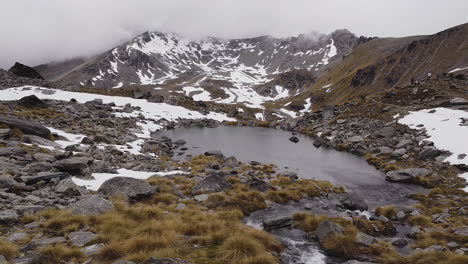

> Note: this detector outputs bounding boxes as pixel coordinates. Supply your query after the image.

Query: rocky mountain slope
[35,30,364,108]
[293,23,468,110]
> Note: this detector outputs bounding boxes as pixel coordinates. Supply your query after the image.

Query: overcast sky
[1,0,467,69]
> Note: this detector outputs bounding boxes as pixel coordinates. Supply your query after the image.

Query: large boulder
[315,221,344,244]
[21,172,70,185]
[55,178,88,197]
[191,174,232,194]
[0,209,18,223]
[69,195,113,215]
[386,168,432,183]
[419,146,441,160]
[53,157,90,176]
[0,147,27,157]
[340,191,368,211]
[0,114,50,138]
[98,177,157,202]
[17,95,48,108]
[8,62,44,79]
[262,216,292,231]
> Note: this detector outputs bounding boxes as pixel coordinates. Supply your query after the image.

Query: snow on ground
[48,127,86,148]
[398,108,468,191]
[112,82,123,89]
[255,112,264,120]
[280,108,297,118]
[448,66,468,73]
[460,173,468,192]
[72,169,189,191]
[300,98,312,113]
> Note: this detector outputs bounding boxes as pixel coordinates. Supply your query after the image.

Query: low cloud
[1,0,467,68]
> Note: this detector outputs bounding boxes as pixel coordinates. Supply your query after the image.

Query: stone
[379,147,393,154]
[450,97,468,105]
[262,216,292,231]
[83,243,104,256]
[248,177,274,192]
[0,209,18,223]
[348,136,364,143]
[395,139,413,149]
[0,175,19,190]
[454,227,468,236]
[0,147,27,157]
[194,194,209,203]
[21,172,70,185]
[396,211,406,220]
[191,175,232,194]
[340,191,368,211]
[389,237,408,247]
[32,236,66,246]
[419,146,441,160]
[282,171,299,180]
[204,150,223,158]
[289,136,299,143]
[391,148,407,158]
[174,139,186,146]
[8,62,44,79]
[17,95,48,108]
[385,168,432,183]
[223,156,238,168]
[355,232,376,246]
[53,158,90,175]
[69,195,114,215]
[407,226,421,239]
[0,114,50,138]
[144,257,192,264]
[98,177,157,202]
[113,261,136,264]
[315,221,344,244]
[68,231,96,247]
[7,232,27,242]
[175,203,186,210]
[55,178,87,197]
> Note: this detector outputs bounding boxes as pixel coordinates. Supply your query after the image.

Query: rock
[144,258,192,264]
[223,156,238,168]
[191,174,232,194]
[0,147,27,157]
[262,216,292,231]
[389,237,408,247]
[0,255,5,263]
[25,162,53,173]
[340,191,368,211]
[83,243,104,256]
[174,139,186,146]
[9,62,44,79]
[385,168,432,183]
[32,236,66,246]
[391,148,407,158]
[55,178,88,197]
[375,127,396,138]
[419,146,441,160]
[407,226,421,239]
[454,227,468,236]
[396,211,406,220]
[21,172,70,185]
[315,221,344,244]
[68,231,96,247]
[450,97,468,105]
[0,175,19,190]
[379,147,393,154]
[348,136,364,143]
[395,139,413,149]
[289,136,299,143]
[194,194,209,202]
[282,171,299,180]
[17,95,48,108]
[343,261,374,264]
[355,232,376,246]
[24,135,60,147]
[7,232,27,242]
[0,114,50,138]
[0,209,18,223]
[204,150,223,158]
[98,177,157,202]
[248,177,274,192]
[447,242,459,248]
[175,203,186,210]
[113,261,136,264]
[53,158,90,176]
[69,195,113,215]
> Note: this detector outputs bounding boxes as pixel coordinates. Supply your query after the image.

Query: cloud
[0,0,467,68]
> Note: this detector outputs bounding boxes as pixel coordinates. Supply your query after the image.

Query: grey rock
[391,148,407,158]
[113,261,136,264]
[348,136,364,143]
[0,255,6,262]
[419,146,441,160]
[194,194,209,202]
[385,168,432,183]
[395,139,413,149]
[454,227,468,236]
[315,221,344,244]
[98,177,157,202]
[55,178,87,197]
[262,216,292,231]
[32,236,66,246]
[407,226,421,239]
[282,171,299,180]
[191,175,232,194]
[378,147,393,154]
[355,232,376,246]
[0,209,18,223]
[396,211,406,220]
[0,114,50,138]
[0,175,19,190]
[389,237,408,247]
[7,232,27,242]
[69,195,113,215]
[53,157,90,175]
[223,156,238,168]
[248,177,274,192]
[83,243,104,256]
[175,203,186,210]
[340,191,368,211]
[68,231,96,247]
[0,147,27,157]
[21,172,70,185]
[450,97,468,105]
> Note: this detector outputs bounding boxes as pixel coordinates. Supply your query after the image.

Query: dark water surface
[157,126,425,208]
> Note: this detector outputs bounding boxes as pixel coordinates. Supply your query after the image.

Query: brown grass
[0,239,19,260]
[35,244,84,264]
[375,205,398,220]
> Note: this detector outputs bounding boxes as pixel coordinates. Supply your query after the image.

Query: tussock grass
[408,215,434,227]
[354,218,396,236]
[40,210,87,235]
[182,155,221,174]
[375,205,397,220]
[0,239,18,260]
[36,244,84,264]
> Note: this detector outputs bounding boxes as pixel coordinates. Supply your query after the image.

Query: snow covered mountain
[37,29,363,108]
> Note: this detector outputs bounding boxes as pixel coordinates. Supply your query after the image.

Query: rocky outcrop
[191,174,232,194]
[69,195,114,215]
[98,177,157,202]
[385,168,433,183]
[0,114,50,138]
[8,62,44,80]
[315,221,344,244]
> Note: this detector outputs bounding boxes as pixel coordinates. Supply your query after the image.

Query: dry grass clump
[354,218,396,236]
[183,155,221,174]
[321,225,361,256]
[10,106,65,120]
[408,215,434,227]
[0,239,19,260]
[203,184,267,215]
[379,250,468,264]
[35,244,84,264]
[412,230,468,249]
[375,205,397,220]
[292,213,351,232]
[39,209,88,235]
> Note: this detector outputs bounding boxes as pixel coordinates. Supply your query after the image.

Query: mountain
[36,29,364,108]
[295,23,468,109]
